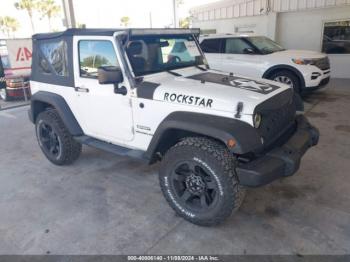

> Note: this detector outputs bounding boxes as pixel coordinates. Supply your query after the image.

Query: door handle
[75,86,89,93]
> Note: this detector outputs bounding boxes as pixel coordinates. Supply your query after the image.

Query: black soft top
[31,28,201,87]
[32,28,201,40]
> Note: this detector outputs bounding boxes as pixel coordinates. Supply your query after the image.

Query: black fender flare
[145,111,262,163]
[262,64,306,89]
[29,91,84,136]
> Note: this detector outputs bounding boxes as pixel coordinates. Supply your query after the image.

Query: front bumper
[302,76,330,93]
[303,65,331,90]
[236,115,319,187]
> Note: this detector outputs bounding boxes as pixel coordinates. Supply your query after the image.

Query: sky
[0,0,219,39]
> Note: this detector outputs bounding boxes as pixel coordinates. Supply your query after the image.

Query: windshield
[246,36,285,54]
[0,56,11,69]
[126,34,205,76]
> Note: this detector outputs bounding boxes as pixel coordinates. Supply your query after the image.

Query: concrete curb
[0,103,30,111]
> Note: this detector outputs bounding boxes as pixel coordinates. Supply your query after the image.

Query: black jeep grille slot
[255,89,296,148]
[314,57,330,71]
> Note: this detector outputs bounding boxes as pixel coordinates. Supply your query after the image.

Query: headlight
[253,113,262,128]
[292,58,316,65]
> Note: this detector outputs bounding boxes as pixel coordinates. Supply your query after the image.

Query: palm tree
[14,0,37,33]
[179,17,190,29]
[38,0,61,31]
[120,16,130,27]
[0,16,20,38]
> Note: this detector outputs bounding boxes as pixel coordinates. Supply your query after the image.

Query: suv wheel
[159,137,245,226]
[35,109,82,166]
[270,70,301,93]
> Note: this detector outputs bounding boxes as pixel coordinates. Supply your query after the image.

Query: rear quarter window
[200,38,223,53]
[31,35,74,87]
[39,40,69,77]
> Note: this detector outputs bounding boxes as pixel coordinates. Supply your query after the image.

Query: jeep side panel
[29,91,84,136]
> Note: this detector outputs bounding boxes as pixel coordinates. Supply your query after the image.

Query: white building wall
[193,15,267,33]
[192,0,268,19]
[191,0,350,20]
[192,12,278,39]
[272,0,350,12]
[276,6,350,78]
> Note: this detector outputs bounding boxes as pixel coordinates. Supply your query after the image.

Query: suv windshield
[126,34,205,76]
[0,55,11,69]
[246,36,285,54]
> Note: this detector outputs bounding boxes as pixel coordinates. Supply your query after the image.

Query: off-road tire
[35,109,82,166]
[269,70,301,93]
[159,137,245,226]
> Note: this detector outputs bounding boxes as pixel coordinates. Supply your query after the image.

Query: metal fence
[0,77,31,111]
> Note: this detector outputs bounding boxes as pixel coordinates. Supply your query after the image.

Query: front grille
[319,77,330,86]
[255,89,296,149]
[313,57,330,71]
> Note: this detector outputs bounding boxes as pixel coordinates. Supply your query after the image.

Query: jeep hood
[141,68,292,115]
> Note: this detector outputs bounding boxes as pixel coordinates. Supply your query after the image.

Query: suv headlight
[292,58,316,65]
[253,113,262,128]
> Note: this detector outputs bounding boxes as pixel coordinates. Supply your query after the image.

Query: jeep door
[73,36,134,143]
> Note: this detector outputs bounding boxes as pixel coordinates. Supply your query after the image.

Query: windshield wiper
[166,70,182,77]
[195,65,207,71]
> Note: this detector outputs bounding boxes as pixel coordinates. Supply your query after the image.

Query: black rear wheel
[37,120,62,159]
[159,137,245,226]
[36,109,82,166]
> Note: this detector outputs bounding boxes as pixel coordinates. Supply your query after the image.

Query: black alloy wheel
[170,160,219,212]
[37,120,62,159]
[35,109,82,166]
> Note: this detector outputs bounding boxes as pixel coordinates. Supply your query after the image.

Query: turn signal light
[227,139,236,148]
[292,59,304,65]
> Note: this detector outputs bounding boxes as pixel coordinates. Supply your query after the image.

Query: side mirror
[243,48,256,55]
[98,66,123,85]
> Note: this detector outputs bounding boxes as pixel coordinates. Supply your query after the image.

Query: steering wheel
[167,55,182,64]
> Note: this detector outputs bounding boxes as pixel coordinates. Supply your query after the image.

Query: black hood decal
[136,81,160,99]
[187,72,281,94]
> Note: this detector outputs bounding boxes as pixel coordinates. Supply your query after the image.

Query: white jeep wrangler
[29,28,319,226]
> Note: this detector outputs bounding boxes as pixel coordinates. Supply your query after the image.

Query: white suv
[199,34,331,93]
